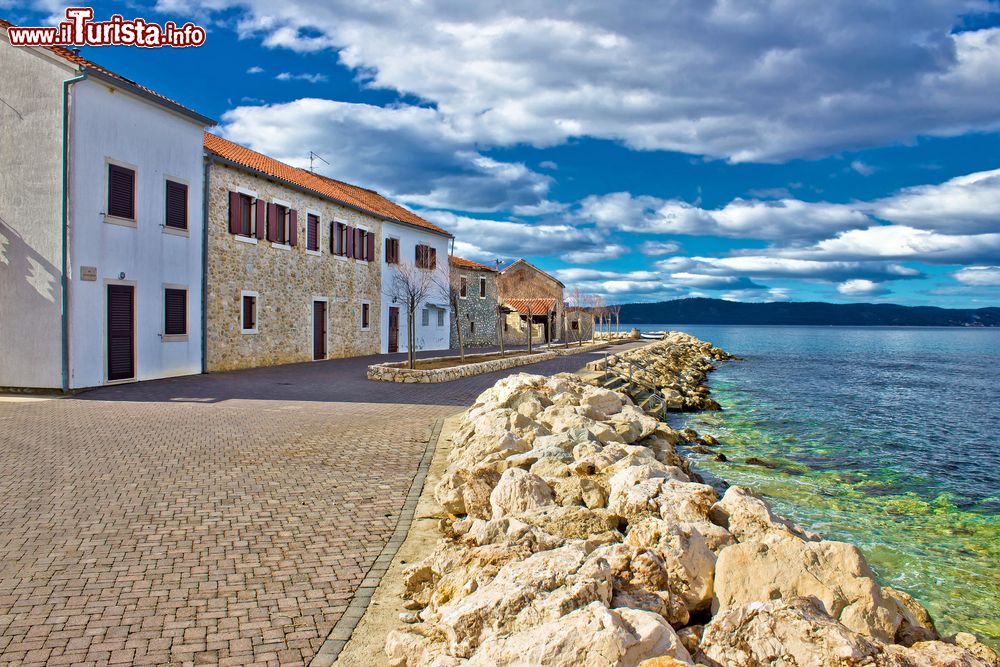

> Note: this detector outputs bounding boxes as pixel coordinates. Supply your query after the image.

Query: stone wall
[205,162,383,372]
[498,261,564,345]
[565,309,595,343]
[449,268,499,349]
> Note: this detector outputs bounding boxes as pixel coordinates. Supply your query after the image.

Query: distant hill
[618,298,1000,327]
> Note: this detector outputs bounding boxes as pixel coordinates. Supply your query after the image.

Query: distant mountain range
[618,298,1000,327]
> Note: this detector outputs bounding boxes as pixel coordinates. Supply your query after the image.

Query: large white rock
[607,467,717,526]
[713,538,901,642]
[465,601,693,667]
[490,468,556,519]
[588,544,690,627]
[624,518,720,612]
[580,385,626,420]
[708,485,820,544]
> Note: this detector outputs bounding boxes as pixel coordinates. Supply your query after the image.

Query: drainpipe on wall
[61,72,87,393]
[201,154,213,374]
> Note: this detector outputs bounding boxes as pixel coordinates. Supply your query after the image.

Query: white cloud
[873,168,1000,234]
[798,225,1000,264]
[656,255,921,282]
[165,0,1000,161]
[579,192,870,241]
[276,72,328,83]
[851,160,875,176]
[538,161,558,170]
[246,65,264,74]
[639,240,681,256]
[837,279,890,296]
[220,100,551,212]
[721,287,792,302]
[952,266,1000,285]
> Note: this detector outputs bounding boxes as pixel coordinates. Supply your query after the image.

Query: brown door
[388,306,400,353]
[107,284,134,381]
[313,301,327,360]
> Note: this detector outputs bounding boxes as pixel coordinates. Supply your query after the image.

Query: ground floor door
[107,284,135,382]
[388,307,400,353]
[313,300,327,360]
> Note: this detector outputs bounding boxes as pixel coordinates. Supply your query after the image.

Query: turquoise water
[629,325,1000,646]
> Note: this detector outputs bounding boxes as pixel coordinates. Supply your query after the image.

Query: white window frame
[360,300,372,331]
[305,209,323,256]
[421,306,430,327]
[479,276,487,299]
[436,307,445,327]
[333,220,349,261]
[356,225,371,261]
[161,283,189,342]
[241,290,259,334]
[162,175,190,237]
[104,157,138,228]
[233,186,259,245]
[269,197,293,250]
[311,296,330,358]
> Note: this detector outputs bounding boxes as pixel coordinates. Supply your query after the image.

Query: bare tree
[384,261,434,369]
[495,271,513,358]
[436,271,465,362]
[566,286,584,346]
[610,303,622,336]
[592,295,606,339]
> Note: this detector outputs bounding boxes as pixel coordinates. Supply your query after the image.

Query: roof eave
[83,66,216,127]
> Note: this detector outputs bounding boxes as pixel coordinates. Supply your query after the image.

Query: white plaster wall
[67,78,205,388]
[380,222,451,353]
[0,40,71,388]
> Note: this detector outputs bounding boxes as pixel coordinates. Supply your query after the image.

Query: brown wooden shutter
[107,164,135,219]
[228,192,241,234]
[288,209,298,246]
[415,244,424,267]
[331,222,339,254]
[345,225,355,258]
[267,203,278,241]
[429,247,437,270]
[164,288,186,335]
[243,295,255,330]
[107,284,134,381]
[355,228,364,259]
[165,180,187,229]
[255,199,266,239]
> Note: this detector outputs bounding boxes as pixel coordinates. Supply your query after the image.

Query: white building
[379,219,453,354]
[0,24,213,389]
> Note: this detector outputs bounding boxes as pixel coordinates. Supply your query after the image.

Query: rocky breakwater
[384,334,999,667]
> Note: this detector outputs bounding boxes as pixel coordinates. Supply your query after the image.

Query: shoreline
[366,332,997,665]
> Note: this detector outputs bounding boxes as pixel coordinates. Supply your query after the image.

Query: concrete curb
[309,417,445,667]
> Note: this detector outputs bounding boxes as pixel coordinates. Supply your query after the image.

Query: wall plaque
[80,266,97,281]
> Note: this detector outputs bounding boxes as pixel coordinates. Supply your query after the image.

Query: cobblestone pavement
[0,344,621,666]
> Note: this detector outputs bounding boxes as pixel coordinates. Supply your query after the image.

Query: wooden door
[388,307,400,353]
[313,301,327,360]
[107,284,134,381]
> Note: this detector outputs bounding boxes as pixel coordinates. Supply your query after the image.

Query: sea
[625,324,999,647]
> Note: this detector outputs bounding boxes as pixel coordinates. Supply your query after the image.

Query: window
[361,303,370,329]
[422,307,430,327]
[107,163,135,220]
[571,320,580,331]
[164,287,187,336]
[241,292,258,334]
[228,192,254,237]
[460,276,468,298]
[437,308,444,327]
[415,244,437,270]
[470,320,476,334]
[385,237,399,264]
[307,213,320,251]
[165,180,187,230]
[270,204,288,244]
[480,276,487,298]
[334,222,350,256]
[357,228,370,261]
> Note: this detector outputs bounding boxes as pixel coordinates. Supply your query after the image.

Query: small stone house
[565,307,595,342]
[203,133,448,371]
[498,259,565,346]
[448,256,499,349]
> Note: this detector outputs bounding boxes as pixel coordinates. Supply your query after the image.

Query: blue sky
[7,0,1000,307]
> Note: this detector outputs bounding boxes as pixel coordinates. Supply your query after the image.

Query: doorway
[107,284,135,382]
[388,306,400,353]
[313,300,327,360]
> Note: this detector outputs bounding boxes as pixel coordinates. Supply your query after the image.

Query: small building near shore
[497,259,565,346]
[564,307,595,342]
[448,256,499,349]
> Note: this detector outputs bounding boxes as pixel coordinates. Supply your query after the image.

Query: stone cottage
[498,259,565,346]
[565,307,595,342]
[203,133,449,371]
[448,256,499,349]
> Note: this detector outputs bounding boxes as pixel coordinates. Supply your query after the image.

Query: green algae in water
[676,386,1000,649]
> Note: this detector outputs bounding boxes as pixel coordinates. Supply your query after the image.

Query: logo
[7,7,206,48]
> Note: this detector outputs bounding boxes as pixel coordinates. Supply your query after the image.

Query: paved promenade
[0,344,615,666]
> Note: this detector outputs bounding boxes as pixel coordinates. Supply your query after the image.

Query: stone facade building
[498,259,565,346]
[448,256,499,349]
[565,308,595,342]
[203,134,449,372]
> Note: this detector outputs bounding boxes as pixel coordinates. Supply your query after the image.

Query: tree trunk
[526,314,533,354]
[407,309,416,369]
[457,317,465,362]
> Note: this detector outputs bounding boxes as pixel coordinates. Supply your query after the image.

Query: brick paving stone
[0,345,610,665]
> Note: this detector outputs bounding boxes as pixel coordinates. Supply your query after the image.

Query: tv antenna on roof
[309,151,329,173]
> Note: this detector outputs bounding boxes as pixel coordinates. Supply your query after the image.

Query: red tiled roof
[501,259,565,288]
[505,298,558,315]
[204,133,451,237]
[0,18,212,124]
[449,255,497,272]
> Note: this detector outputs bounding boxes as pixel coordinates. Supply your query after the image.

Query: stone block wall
[205,162,382,372]
[449,268,499,349]
[498,261,564,345]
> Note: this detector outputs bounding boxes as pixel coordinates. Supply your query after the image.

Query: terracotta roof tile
[0,18,212,124]
[204,133,451,237]
[505,297,558,315]
[449,255,497,272]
